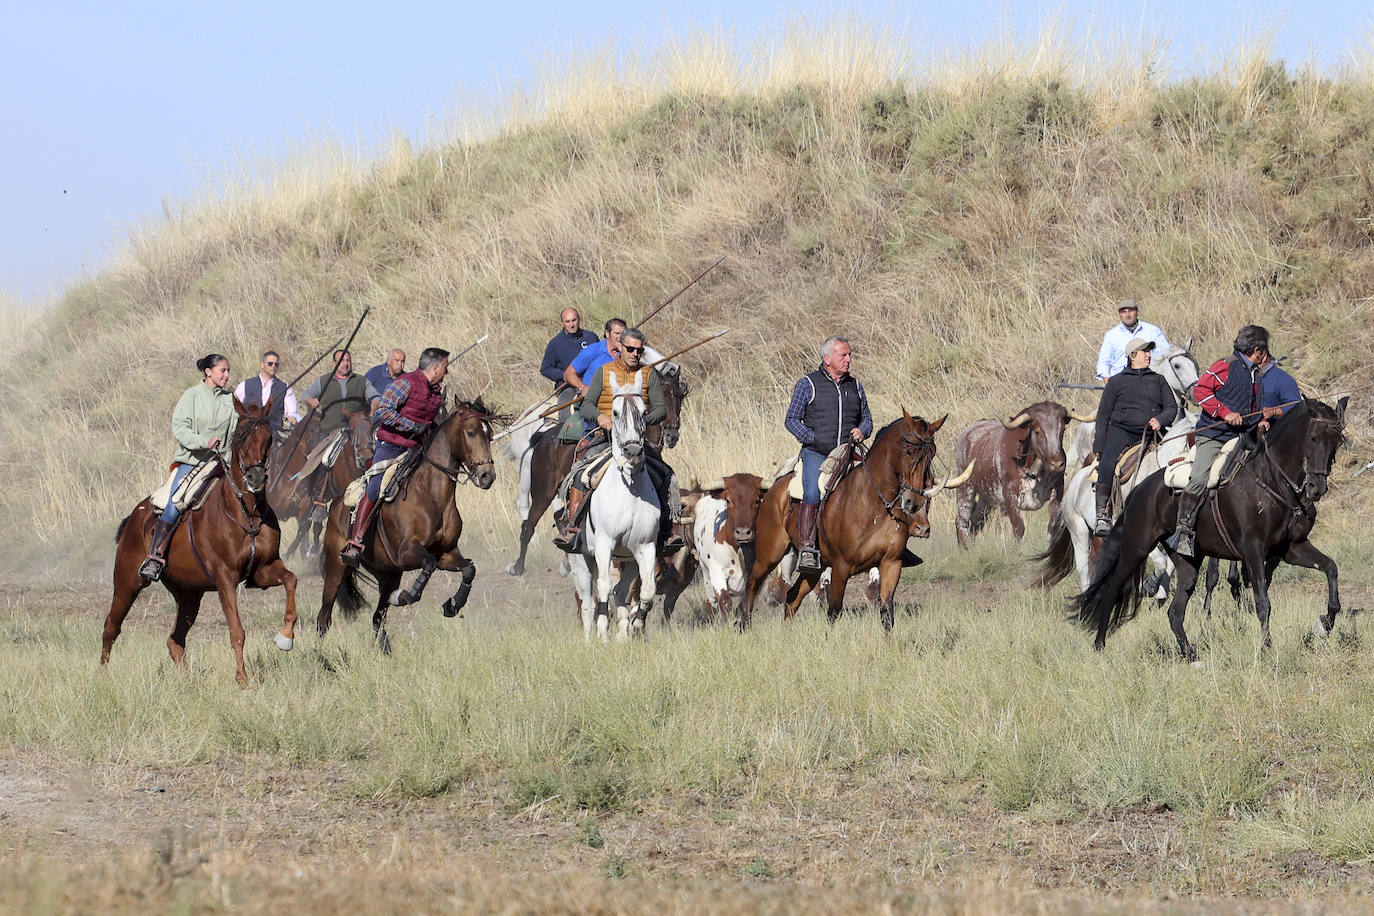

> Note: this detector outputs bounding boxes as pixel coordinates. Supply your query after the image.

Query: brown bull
[669,473,769,624]
[952,401,1090,547]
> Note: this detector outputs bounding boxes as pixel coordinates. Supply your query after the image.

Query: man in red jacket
[340,347,449,567]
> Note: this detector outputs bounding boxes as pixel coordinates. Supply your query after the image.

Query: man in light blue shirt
[1096,299,1170,381]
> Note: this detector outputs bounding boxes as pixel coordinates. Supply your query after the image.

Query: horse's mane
[230,412,273,449]
[874,415,937,448]
[1267,398,1343,448]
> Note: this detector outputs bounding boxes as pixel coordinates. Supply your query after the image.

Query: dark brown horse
[268,408,373,559]
[742,412,971,631]
[316,397,502,651]
[103,399,298,685]
[505,370,688,576]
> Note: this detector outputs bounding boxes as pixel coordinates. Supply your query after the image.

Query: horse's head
[652,371,688,449]
[1293,397,1347,502]
[877,410,975,538]
[1156,343,1201,406]
[442,396,502,490]
[231,397,274,493]
[345,408,375,468]
[611,391,647,478]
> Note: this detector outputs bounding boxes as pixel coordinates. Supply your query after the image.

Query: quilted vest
[595,362,650,416]
[377,369,444,448]
[242,375,286,429]
[316,372,368,432]
[800,368,864,454]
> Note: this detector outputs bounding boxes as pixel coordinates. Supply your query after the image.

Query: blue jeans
[160,463,197,523]
[366,441,410,501]
[800,447,826,505]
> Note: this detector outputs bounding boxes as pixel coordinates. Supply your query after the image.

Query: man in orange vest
[553,327,683,554]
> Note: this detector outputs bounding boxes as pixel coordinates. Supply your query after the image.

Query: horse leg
[102,533,152,666]
[742,502,792,629]
[213,579,250,686]
[1229,560,1246,609]
[391,552,437,607]
[877,556,903,632]
[633,543,658,639]
[569,555,596,641]
[1282,540,1342,638]
[372,571,401,656]
[783,572,821,620]
[1164,558,1201,661]
[1240,548,1275,650]
[251,559,299,651]
[1201,556,1220,617]
[824,562,852,624]
[165,583,204,668]
[437,550,476,619]
[507,461,558,577]
[593,540,615,642]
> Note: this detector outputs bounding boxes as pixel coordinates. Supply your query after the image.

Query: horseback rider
[340,347,450,567]
[300,349,383,522]
[1174,324,1277,556]
[139,354,238,581]
[543,308,600,389]
[1097,299,1170,381]
[784,336,873,572]
[233,350,300,437]
[1091,338,1179,536]
[563,318,626,397]
[553,327,684,554]
[365,348,406,399]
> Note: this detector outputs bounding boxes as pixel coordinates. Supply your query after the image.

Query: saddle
[782,443,860,504]
[1087,441,1150,486]
[149,461,221,514]
[1163,438,1247,490]
[342,448,421,509]
[293,429,348,479]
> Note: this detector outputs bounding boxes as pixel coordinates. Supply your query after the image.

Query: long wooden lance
[633,256,725,327]
[282,336,344,394]
[494,328,730,439]
[284,305,372,393]
[450,334,489,362]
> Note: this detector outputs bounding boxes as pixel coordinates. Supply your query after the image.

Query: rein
[856,430,933,521]
[419,408,496,483]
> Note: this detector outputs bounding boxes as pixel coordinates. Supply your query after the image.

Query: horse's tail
[1070,511,1149,641]
[1034,510,1076,588]
[114,509,136,545]
[335,567,367,621]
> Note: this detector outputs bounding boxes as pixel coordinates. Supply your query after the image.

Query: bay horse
[315,397,501,652]
[1074,397,1348,658]
[742,412,972,631]
[505,369,688,576]
[568,390,661,642]
[103,399,298,686]
[268,409,374,559]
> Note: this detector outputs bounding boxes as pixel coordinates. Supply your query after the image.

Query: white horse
[1050,410,1199,593]
[1065,340,1200,471]
[569,386,661,642]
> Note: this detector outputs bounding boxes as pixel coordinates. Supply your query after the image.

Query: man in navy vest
[784,336,873,572]
[233,350,300,435]
[341,347,450,567]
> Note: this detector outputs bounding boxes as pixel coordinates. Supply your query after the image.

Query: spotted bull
[685,473,768,623]
[952,401,1091,547]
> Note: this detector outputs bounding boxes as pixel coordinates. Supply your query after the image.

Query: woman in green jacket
[140,353,239,581]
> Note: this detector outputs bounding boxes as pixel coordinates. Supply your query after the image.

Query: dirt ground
[6,563,1374,913]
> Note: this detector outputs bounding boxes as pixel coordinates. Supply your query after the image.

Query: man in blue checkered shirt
[784,336,873,571]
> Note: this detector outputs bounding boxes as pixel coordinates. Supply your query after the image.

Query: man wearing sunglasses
[233,349,300,434]
[554,327,684,555]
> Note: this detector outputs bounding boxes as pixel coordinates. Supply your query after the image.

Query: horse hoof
[1314,618,1330,639]
[505,563,523,577]
[377,631,392,655]
[1190,660,1206,670]
[274,632,294,652]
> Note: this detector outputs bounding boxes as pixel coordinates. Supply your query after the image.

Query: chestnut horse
[316,398,502,652]
[103,399,299,685]
[268,408,374,559]
[743,412,971,631]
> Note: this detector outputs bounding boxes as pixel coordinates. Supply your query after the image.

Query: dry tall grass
[5,19,1374,558]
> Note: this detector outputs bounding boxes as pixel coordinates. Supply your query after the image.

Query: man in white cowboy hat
[1096,299,1170,382]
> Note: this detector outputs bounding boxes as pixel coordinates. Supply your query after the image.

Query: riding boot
[553,486,587,552]
[1093,489,1112,537]
[659,476,686,555]
[340,493,376,568]
[1174,491,1203,557]
[797,502,821,572]
[138,518,176,582]
[309,473,330,524]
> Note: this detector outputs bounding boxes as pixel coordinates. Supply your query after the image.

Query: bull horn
[688,475,701,491]
[922,460,976,498]
[1067,409,1097,423]
[1001,412,1031,429]
[699,478,725,492]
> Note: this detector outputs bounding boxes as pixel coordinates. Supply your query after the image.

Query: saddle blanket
[785,443,859,501]
[293,429,347,480]
[1163,438,1242,490]
[149,461,220,513]
[342,457,403,509]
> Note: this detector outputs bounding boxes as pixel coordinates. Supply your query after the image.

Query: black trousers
[1096,425,1145,505]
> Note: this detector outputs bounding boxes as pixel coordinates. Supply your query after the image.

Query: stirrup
[138,555,165,582]
[661,534,685,556]
[552,527,580,552]
[1093,516,1111,537]
[339,541,364,568]
[1173,528,1195,557]
[798,546,821,572]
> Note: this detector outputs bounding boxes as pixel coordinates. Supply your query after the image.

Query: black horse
[1073,398,1347,659]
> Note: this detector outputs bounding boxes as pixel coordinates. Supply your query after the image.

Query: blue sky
[2,1,1370,305]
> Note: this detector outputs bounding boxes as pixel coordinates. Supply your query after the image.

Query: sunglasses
[623,345,644,354]
[264,361,279,367]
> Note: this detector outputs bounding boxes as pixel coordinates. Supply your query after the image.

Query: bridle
[420,407,497,484]
[1255,411,1342,518]
[859,425,936,519]
[210,415,274,536]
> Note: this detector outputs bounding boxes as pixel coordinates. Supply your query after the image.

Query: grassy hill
[5,27,1374,563]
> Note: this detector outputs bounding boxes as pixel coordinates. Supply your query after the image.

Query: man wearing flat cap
[1091,337,1179,535]
[1096,299,1170,382]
